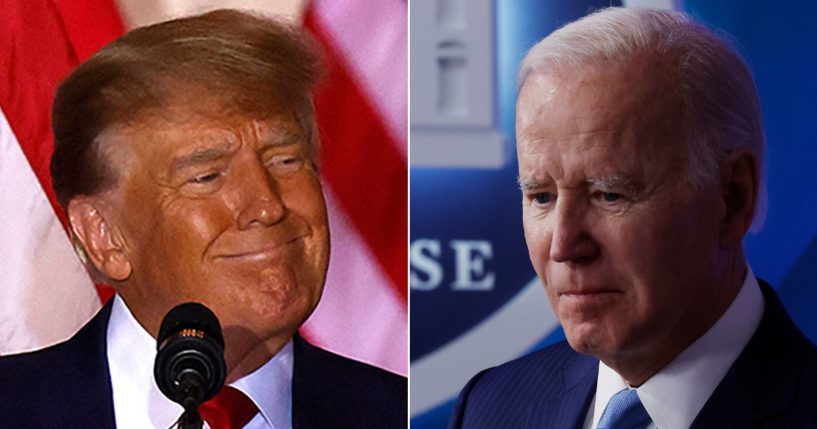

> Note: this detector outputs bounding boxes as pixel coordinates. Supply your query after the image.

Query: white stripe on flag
[302,187,407,375]
[311,0,407,156]
[0,108,100,355]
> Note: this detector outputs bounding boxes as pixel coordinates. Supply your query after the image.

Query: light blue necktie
[597,389,652,429]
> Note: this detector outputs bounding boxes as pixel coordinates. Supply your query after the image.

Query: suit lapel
[291,332,406,428]
[691,280,809,427]
[291,333,354,429]
[553,353,598,429]
[34,301,116,428]
[527,351,598,429]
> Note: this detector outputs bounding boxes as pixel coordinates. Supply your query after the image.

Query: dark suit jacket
[0,301,406,428]
[448,281,817,428]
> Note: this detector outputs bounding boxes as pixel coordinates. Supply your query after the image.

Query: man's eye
[189,172,220,184]
[267,155,304,175]
[601,192,621,202]
[533,192,553,205]
[594,191,629,206]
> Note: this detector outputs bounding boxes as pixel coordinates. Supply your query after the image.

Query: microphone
[154,302,227,428]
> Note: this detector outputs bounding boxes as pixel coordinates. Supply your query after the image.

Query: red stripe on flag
[54,0,125,62]
[0,0,123,226]
[1,0,78,226]
[304,10,407,301]
[0,0,122,302]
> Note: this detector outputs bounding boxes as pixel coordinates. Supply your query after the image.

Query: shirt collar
[591,364,630,429]
[591,268,765,429]
[232,339,293,429]
[107,295,293,429]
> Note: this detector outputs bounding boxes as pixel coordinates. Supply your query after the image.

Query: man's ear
[67,198,132,281]
[719,150,759,248]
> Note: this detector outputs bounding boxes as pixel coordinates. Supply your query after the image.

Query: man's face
[516,60,726,363]
[98,103,329,345]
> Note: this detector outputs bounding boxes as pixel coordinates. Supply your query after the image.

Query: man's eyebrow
[587,175,640,194]
[258,130,306,151]
[170,148,231,172]
[516,175,641,193]
[517,176,547,192]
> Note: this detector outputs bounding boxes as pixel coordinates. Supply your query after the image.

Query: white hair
[519,7,767,230]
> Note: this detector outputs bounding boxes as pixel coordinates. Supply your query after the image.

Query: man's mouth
[218,233,307,261]
[557,288,622,307]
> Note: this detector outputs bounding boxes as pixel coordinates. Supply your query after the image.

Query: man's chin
[222,305,309,347]
[562,323,618,357]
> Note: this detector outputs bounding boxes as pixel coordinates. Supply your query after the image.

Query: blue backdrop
[410,1,817,427]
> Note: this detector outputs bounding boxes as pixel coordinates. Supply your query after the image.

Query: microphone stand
[178,397,204,429]
[177,373,205,429]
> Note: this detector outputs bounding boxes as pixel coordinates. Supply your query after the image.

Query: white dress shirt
[582,268,765,429]
[107,295,293,429]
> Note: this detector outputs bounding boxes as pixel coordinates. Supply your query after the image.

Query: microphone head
[154,302,227,408]
[157,302,225,349]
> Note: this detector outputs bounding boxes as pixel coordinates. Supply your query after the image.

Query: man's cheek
[524,224,550,264]
[187,214,218,238]
[183,204,232,238]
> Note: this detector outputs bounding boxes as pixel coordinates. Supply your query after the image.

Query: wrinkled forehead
[516,57,685,153]
[515,57,689,186]
[119,82,315,143]
[95,103,308,178]
[121,101,301,142]
[137,100,298,131]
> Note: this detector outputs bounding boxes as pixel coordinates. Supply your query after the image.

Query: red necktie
[198,386,259,429]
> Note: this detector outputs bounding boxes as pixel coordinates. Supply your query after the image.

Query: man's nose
[549,198,599,264]
[236,158,286,229]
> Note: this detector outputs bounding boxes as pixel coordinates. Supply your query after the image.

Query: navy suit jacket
[448,281,817,428]
[0,302,406,428]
